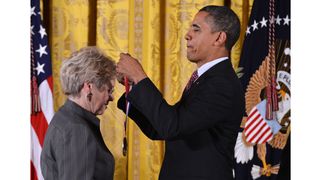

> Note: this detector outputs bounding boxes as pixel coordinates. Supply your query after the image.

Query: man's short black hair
[199,5,240,51]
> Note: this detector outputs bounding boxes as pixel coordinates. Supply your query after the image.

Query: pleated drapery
[41,0,253,179]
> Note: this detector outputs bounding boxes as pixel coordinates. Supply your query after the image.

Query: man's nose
[185,31,191,41]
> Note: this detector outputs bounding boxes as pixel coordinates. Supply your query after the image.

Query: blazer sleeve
[118,93,163,140]
[126,77,235,140]
[46,125,97,180]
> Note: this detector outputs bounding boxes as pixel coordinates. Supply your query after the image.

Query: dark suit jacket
[118,59,245,180]
[41,99,114,180]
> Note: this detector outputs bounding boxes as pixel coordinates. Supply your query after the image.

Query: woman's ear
[83,82,92,93]
[83,82,93,101]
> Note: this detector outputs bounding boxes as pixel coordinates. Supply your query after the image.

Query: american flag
[244,100,281,144]
[30,0,54,179]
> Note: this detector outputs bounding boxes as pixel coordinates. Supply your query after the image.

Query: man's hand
[116,72,134,86]
[116,53,147,85]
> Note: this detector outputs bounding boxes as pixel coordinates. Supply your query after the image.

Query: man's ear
[213,31,227,46]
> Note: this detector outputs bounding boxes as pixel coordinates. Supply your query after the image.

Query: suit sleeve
[126,78,235,140]
[46,125,97,180]
[118,93,163,140]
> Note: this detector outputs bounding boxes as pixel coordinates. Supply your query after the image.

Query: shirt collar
[197,57,228,77]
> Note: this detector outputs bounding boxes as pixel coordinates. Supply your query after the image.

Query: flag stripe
[250,120,269,142]
[260,131,273,144]
[247,120,265,142]
[245,108,258,127]
[247,108,258,120]
[31,112,49,147]
[244,110,260,132]
[47,76,53,97]
[39,79,54,124]
[245,116,263,138]
[244,115,261,135]
[31,161,39,180]
[250,124,269,143]
[248,121,266,142]
[31,126,44,180]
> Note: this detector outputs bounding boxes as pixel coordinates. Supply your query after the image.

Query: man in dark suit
[117,5,245,180]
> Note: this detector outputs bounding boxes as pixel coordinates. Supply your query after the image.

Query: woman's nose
[109,94,114,102]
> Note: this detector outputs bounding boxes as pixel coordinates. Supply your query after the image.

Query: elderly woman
[41,46,116,180]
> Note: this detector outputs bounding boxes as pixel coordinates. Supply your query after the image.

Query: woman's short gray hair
[60,46,116,97]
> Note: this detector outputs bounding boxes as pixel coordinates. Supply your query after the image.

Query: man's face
[185,11,220,65]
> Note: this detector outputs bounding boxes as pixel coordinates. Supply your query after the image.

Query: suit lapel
[181,59,232,98]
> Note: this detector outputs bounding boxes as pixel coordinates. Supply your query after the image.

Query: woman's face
[90,79,115,115]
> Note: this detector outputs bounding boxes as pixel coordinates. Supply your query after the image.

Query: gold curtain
[230,0,254,68]
[43,0,253,179]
